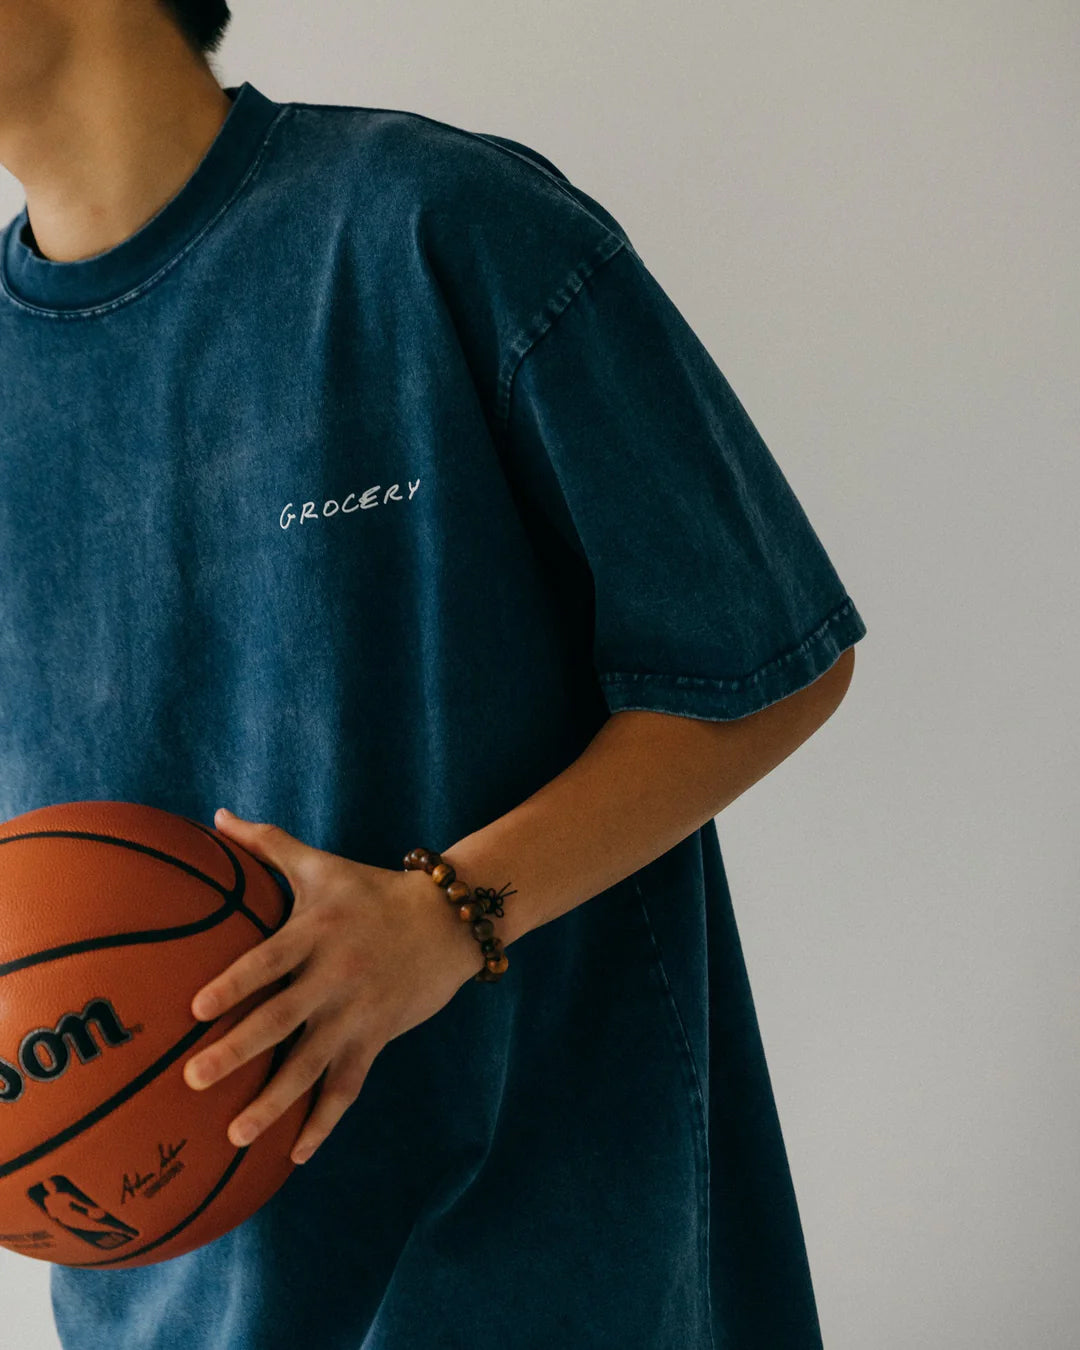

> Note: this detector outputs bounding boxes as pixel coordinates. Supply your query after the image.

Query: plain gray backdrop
[2,3,1077,1347]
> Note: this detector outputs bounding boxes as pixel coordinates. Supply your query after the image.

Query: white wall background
[2,2,1077,1347]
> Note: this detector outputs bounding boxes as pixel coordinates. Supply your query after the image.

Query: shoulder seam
[284,100,619,239]
[494,234,629,440]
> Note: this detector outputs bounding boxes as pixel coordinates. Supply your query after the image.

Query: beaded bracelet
[403,846,515,983]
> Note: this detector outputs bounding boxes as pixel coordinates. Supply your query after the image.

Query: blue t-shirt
[0,81,867,1349]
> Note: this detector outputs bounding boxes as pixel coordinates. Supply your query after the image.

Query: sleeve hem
[597,595,867,722]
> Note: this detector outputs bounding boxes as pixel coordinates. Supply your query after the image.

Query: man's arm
[188,645,857,1163]
[434,646,856,952]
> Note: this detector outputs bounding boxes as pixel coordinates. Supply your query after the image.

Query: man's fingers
[190,926,302,1021]
[184,984,312,1090]
[288,1040,375,1163]
[225,1026,359,1150]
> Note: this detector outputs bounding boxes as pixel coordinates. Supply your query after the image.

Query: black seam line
[0,822,276,978]
[33,1032,296,1265]
[0,104,296,320]
[598,595,862,693]
[494,233,629,439]
[0,1020,218,1182]
[72,1146,249,1267]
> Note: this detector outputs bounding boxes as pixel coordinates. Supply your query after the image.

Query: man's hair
[157,0,233,56]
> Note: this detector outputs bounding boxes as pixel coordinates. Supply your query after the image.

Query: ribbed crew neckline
[0,80,285,315]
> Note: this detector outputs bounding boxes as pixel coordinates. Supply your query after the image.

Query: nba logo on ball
[0,800,319,1268]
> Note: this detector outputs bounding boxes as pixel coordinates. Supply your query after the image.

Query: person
[0,2,868,1347]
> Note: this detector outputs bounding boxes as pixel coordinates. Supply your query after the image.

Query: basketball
[0,799,318,1268]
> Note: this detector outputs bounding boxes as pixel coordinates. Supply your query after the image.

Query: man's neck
[0,37,233,264]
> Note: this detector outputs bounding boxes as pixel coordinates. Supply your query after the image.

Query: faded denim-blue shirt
[0,81,867,1349]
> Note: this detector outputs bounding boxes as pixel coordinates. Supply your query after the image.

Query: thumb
[213,807,310,882]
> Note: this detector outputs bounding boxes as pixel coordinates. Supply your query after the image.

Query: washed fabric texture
[0,81,867,1349]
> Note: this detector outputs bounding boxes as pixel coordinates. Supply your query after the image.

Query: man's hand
[182,808,480,1165]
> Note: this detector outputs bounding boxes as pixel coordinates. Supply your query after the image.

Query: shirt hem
[597,595,867,721]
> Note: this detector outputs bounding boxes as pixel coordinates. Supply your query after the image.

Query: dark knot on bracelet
[472,880,517,919]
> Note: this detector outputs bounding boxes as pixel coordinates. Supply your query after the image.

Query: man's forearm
[437,648,855,952]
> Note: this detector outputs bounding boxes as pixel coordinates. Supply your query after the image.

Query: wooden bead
[406,846,510,986]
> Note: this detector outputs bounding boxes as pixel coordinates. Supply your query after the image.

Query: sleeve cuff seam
[597,595,865,696]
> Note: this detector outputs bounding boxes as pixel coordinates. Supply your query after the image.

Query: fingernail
[292,1144,313,1165]
[186,1060,209,1088]
[217,807,233,819]
[232,1120,258,1146]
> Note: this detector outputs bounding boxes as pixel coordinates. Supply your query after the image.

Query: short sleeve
[495,240,868,722]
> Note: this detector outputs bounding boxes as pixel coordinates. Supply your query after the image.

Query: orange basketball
[0,799,318,1268]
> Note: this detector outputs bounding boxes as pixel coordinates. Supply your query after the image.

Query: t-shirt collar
[0,80,284,315]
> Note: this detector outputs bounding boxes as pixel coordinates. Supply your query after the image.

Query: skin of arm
[435,645,856,952]
[190,652,856,1162]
